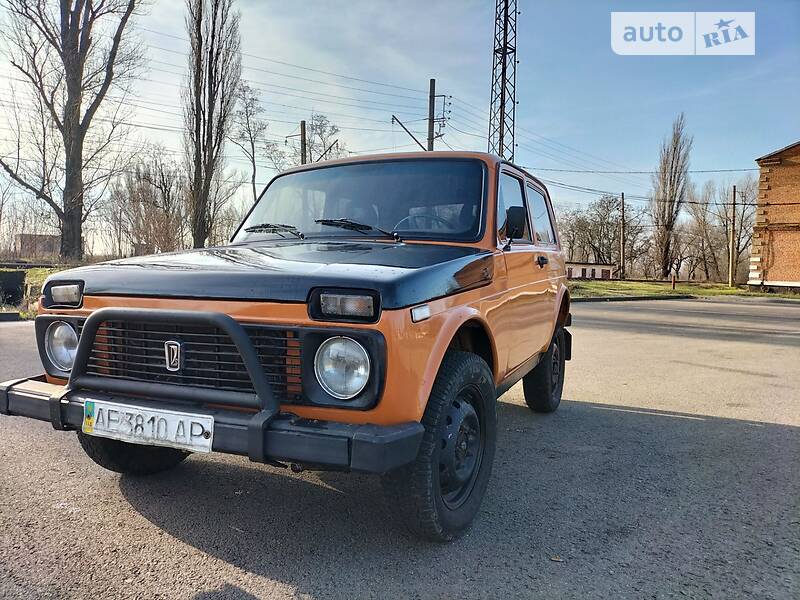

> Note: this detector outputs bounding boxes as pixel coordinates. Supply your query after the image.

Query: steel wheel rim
[438,386,485,510]
[551,340,561,398]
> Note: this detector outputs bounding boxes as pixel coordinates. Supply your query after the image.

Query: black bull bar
[1,308,423,473]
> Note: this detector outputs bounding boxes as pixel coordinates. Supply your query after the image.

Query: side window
[497,173,531,242]
[526,186,557,246]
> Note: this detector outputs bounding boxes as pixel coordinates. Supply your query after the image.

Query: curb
[572,295,694,303]
[0,312,21,322]
[692,295,800,305]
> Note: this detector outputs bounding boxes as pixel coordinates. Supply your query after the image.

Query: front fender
[408,305,496,421]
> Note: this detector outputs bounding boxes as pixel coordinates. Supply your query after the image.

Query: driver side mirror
[504,206,527,249]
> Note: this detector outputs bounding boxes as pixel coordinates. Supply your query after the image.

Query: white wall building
[566,262,616,280]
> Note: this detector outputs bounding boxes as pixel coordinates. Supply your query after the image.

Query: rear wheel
[381,351,497,542]
[522,328,566,413]
[77,432,189,476]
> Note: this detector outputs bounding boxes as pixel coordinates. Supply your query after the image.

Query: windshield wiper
[315,218,401,242]
[244,222,305,239]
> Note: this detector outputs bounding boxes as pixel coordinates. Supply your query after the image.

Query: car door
[496,170,552,372]
[526,182,561,339]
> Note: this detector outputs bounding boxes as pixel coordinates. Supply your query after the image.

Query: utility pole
[487,0,518,160]
[728,184,737,287]
[427,78,436,151]
[300,120,307,164]
[391,115,427,151]
[619,192,626,280]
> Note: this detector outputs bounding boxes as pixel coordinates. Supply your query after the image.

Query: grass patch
[567,279,800,300]
[21,267,63,288]
[0,266,64,288]
[0,267,67,319]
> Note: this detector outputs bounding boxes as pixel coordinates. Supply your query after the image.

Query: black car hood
[50,240,494,309]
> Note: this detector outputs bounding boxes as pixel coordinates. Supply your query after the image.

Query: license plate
[82,400,214,453]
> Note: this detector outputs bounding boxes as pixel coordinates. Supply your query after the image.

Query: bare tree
[184,0,242,248]
[208,201,245,246]
[0,0,141,261]
[0,179,14,245]
[265,113,349,170]
[713,176,756,283]
[102,146,189,257]
[685,182,725,281]
[229,81,267,203]
[304,113,348,163]
[650,113,693,278]
[558,195,650,276]
[557,208,582,262]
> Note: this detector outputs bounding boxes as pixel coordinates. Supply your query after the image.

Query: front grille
[84,320,302,402]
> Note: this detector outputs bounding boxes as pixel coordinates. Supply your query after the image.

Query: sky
[4,0,800,214]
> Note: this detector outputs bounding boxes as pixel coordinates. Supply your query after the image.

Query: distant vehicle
[1,152,571,541]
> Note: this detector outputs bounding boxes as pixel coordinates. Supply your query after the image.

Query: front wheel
[77,432,189,476]
[381,351,497,542]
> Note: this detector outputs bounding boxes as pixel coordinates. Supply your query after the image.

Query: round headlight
[45,321,79,372]
[314,336,370,399]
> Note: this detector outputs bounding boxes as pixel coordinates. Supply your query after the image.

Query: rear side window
[497,173,531,242]
[527,185,557,246]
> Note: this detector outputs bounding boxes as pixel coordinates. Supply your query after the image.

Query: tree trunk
[191,194,207,248]
[60,198,82,260]
[61,76,84,261]
[659,236,672,278]
[190,0,205,249]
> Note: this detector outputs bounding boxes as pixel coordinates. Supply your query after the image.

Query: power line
[448,107,651,190]
[148,53,426,102]
[0,74,419,128]
[135,25,428,94]
[450,97,661,191]
[449,115,651,191]
[528,166,758,174]
[0,123,420,173]
[1,24,429,119]
[452,95,642,173]
[539,176,768,207]
[143,62,428,112]
[0,87,428,136]
[462,112,708,192]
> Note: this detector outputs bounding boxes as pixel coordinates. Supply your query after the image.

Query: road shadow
[120,398,800,599]
[193,584,260,600]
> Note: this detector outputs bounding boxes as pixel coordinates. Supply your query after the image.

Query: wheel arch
[556,285,571,329]
[445,317,497,379]
[412,309,499,420]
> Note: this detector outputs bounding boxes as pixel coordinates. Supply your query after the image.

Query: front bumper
[0,376,423,474]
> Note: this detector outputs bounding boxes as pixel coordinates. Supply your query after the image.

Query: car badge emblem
[164,340,183,372]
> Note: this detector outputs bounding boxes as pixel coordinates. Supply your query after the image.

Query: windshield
[233,158,485,243]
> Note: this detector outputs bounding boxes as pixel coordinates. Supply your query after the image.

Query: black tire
[381,351,497,542]
[522,327,566,413]
[77,432,189,476]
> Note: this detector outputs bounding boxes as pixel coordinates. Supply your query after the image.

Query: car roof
[280,151,550,194]
[280,150,498,171]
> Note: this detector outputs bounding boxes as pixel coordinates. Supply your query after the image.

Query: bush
[0,270,25,305]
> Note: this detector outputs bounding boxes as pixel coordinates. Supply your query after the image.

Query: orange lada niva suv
[1,151,571,541]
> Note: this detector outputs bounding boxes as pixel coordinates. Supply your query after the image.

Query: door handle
[536,255,549,268]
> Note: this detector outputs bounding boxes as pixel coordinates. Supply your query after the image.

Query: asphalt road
[1,298,798,599]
